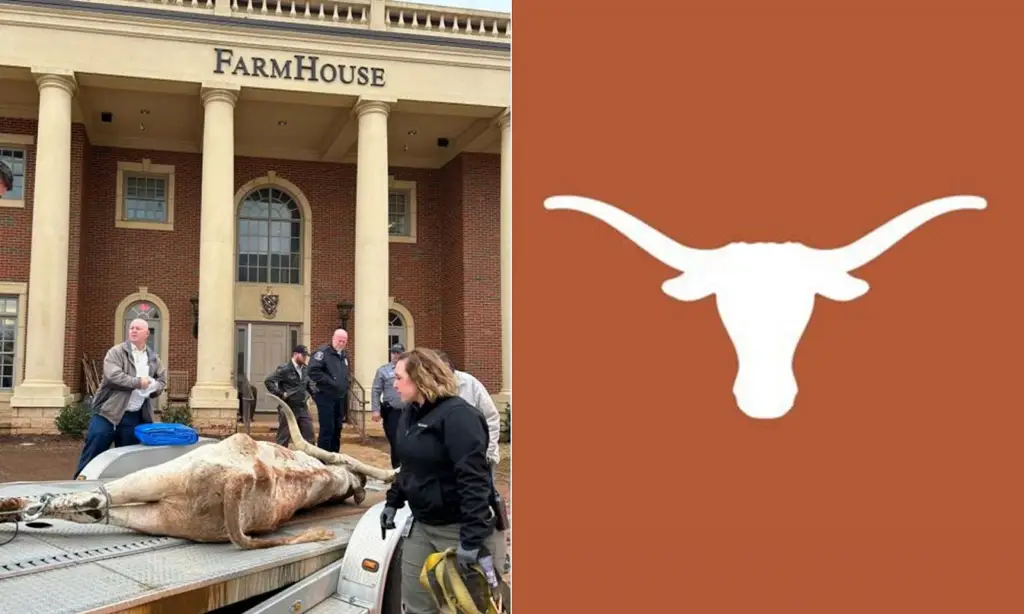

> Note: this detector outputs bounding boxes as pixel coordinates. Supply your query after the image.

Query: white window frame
[0,282,27,398]
[388,177,417,244]
[115,159,176,231]
[0,134,33,209]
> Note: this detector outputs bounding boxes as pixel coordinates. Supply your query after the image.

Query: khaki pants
[400,519,507,614]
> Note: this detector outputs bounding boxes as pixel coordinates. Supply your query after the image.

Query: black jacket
[307,344,350,397]
[384,395,494,550]
[264,361,316,408]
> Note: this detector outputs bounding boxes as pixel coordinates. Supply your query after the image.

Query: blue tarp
[134,423,199,447]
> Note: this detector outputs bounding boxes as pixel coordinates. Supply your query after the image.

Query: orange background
[514,1,1024,611]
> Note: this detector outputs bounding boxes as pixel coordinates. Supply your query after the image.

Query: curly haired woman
[380,348,505,613]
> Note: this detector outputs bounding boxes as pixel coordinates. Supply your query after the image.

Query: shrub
[161,403,193,427]
[55,401,92,438]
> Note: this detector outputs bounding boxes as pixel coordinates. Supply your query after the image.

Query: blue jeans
[73,410,143,478]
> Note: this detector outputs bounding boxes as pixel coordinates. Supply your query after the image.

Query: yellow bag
[419,547,507,614]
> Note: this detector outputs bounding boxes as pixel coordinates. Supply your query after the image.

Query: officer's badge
[314,351,324,360]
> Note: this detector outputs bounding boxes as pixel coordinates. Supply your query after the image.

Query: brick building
[0,0,511,435]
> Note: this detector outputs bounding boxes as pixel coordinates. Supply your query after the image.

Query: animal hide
[0,395,397,549]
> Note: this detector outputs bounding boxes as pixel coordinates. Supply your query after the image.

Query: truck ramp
[0,479,382,614]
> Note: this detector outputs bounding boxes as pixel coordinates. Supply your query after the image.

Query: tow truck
[0,438,412,614]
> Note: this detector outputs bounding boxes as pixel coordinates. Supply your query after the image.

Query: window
[115,160,175,230]
[0,297,18,390]
[0,147,25,201]
[235,324,247,382]
[0,134,32,209]
[123,175,168,222]
[123,300,161,356]
[389,191,409,236]
[388,178,417,244]
[237,187,302,285]
[388,310,406,351]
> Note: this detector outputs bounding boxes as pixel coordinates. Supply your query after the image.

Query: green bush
[499,402,510,443]
[161,403,193,427]
[55,401,92,438]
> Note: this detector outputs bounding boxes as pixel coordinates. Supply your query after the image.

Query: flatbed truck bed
[0,440,409,614]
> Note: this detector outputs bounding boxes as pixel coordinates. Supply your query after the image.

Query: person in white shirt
[74,318,167,478]
[434,350,502,472]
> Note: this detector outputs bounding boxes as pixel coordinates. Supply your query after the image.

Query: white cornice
[0,7,511,71]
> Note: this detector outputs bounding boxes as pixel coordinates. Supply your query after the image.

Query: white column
[352,97,393,393]
[189,85,240,411]
[497,108,512,401]
[10,69,77,410]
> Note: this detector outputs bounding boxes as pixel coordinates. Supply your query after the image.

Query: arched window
[237,186,302,285]
[123,301,161,356]
[388,310,406,350]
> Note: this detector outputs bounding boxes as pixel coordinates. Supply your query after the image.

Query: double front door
[235,322,301,413]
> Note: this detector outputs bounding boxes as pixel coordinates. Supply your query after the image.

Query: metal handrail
[348,377,369,444]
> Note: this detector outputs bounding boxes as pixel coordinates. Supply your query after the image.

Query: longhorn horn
[268,394,397,483]
[544,195,718,271]
[823,195,986,272]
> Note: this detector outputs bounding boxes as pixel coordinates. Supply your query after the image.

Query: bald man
[308,328,351,452]
[74,318,168,478]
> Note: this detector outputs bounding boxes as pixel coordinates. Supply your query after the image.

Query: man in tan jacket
[73,318,167,478]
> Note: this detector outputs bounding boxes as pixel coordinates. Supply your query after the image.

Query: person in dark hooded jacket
[379,348,505,614]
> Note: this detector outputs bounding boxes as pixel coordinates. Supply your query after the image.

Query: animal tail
[221,473,335,550]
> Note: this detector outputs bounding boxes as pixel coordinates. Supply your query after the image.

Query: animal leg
[0,467,181,526]
[105,503,188,539]
[0,488,118,524]
[271,393,398,483]
[51,502,200,541]
[222,474,335,550]
[100,465,180,505]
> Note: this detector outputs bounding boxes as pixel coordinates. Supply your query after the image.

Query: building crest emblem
[260,286,279,319]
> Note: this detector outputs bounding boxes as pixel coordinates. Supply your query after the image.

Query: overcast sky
[401,0,511,12]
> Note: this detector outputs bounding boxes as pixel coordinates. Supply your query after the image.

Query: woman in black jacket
[380,348,504,614]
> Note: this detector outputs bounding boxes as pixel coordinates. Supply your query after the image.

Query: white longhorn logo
[543,194,987,420]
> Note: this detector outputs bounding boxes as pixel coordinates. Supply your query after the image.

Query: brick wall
[0,121,502,401]
[0,118,89,395]
[79,147,203,378]
[0,118,36,284]
[64,124,89,392]
[438,153,502,392]
[438,156,466,370]
[388,167,444,352]
[457,153,502,391]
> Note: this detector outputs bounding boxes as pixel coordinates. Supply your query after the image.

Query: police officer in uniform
[307,328,350,453]
[370,343,407,468]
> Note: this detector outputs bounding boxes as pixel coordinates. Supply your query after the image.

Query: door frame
[235,321,302,413]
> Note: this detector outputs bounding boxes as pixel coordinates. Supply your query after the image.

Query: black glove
[455,544,483,572]
[380,506,397,539]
